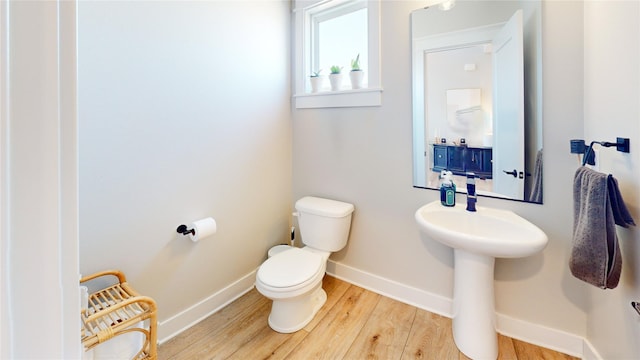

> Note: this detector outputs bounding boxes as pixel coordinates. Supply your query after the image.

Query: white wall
[78,0,291,327]
[426,46,492,146]
[293,0,588,350]
[583,1,640,358]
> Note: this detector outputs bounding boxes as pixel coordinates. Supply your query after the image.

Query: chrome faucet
[466,172,477,212]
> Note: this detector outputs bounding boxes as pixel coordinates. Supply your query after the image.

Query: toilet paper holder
[176,217,217,242]
[176,224,195,236]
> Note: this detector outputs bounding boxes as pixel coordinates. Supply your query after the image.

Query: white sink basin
[415,200,548,360]
[415,200,548,258]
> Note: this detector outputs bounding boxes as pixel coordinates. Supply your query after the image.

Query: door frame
[1,1,79,357]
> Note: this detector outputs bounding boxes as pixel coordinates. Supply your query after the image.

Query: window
[313,2,368,90]
[294,0,382,108]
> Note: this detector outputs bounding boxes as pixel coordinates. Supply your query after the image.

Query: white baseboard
[157,270,257,344]
[326,260,586,358]
[496,313,583,358]
[326,260,453,317]
[582,339,603,360]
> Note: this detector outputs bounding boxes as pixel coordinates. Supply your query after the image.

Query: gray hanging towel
[607,175,636,228]
[528,149,543,203]
[570,167,621,289]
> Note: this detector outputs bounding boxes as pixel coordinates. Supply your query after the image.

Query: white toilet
[255,196,354,333]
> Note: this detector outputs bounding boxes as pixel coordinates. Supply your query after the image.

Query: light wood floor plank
[158,289,265,359]
[401,310,459,360]
[497,333,518,360]
[177,298,272,359]
[226,325,309,360]
[287,285,381,359]
[343,296,417,360]
[512,338,580,360]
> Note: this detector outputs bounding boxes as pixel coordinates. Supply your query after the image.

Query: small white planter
[329,73,343,91]
[349,70,364,89]
[309,76,323,93]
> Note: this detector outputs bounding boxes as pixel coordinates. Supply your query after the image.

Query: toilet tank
[295,196,354,252]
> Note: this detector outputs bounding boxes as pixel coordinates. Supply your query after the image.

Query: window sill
[294,87,383,109]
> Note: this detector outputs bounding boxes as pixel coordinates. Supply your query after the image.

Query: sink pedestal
[452,249,498,360]
[415,201,548,359]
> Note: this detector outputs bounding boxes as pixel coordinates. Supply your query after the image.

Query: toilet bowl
[256,247,328,333]
[255,196,354,333]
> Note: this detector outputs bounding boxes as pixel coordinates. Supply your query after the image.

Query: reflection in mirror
[411,1,542,203]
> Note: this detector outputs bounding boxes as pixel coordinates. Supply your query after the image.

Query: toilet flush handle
[291,213,299,247]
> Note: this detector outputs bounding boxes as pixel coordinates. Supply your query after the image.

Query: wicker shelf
[80,270,157,360]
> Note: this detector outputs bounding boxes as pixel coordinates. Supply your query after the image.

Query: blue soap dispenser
[439,170,456,207]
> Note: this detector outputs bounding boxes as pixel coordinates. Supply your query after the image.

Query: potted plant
[309,70,323,93]
[329,65,343,91]
[349,54,364,89]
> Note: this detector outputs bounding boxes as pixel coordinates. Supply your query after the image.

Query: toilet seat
[257,248,324,294]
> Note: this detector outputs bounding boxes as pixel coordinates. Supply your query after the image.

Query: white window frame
[293,0,382,108]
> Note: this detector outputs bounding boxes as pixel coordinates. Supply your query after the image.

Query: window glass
[317,8,368,87]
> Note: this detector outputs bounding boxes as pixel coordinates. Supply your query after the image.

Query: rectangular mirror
[411,0,542,203]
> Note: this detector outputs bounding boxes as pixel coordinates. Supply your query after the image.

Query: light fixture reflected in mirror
[438,0,456,11]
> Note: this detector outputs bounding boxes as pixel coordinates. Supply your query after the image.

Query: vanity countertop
[430,143,493,149]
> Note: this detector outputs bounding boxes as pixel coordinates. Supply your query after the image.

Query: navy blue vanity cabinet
[433,145,448,172]
[481,150,493,177]
[447,146,466,174]
[465,148,484,174]
[431,144,492,178]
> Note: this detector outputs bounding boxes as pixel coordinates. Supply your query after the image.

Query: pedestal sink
[415,201,547,360]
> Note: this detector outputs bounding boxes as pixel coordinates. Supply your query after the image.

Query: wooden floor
[159,275,579,360]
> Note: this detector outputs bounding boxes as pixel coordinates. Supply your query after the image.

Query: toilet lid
[257,248,323,288]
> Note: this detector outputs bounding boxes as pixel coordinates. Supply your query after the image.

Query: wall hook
[631,301,640,317]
